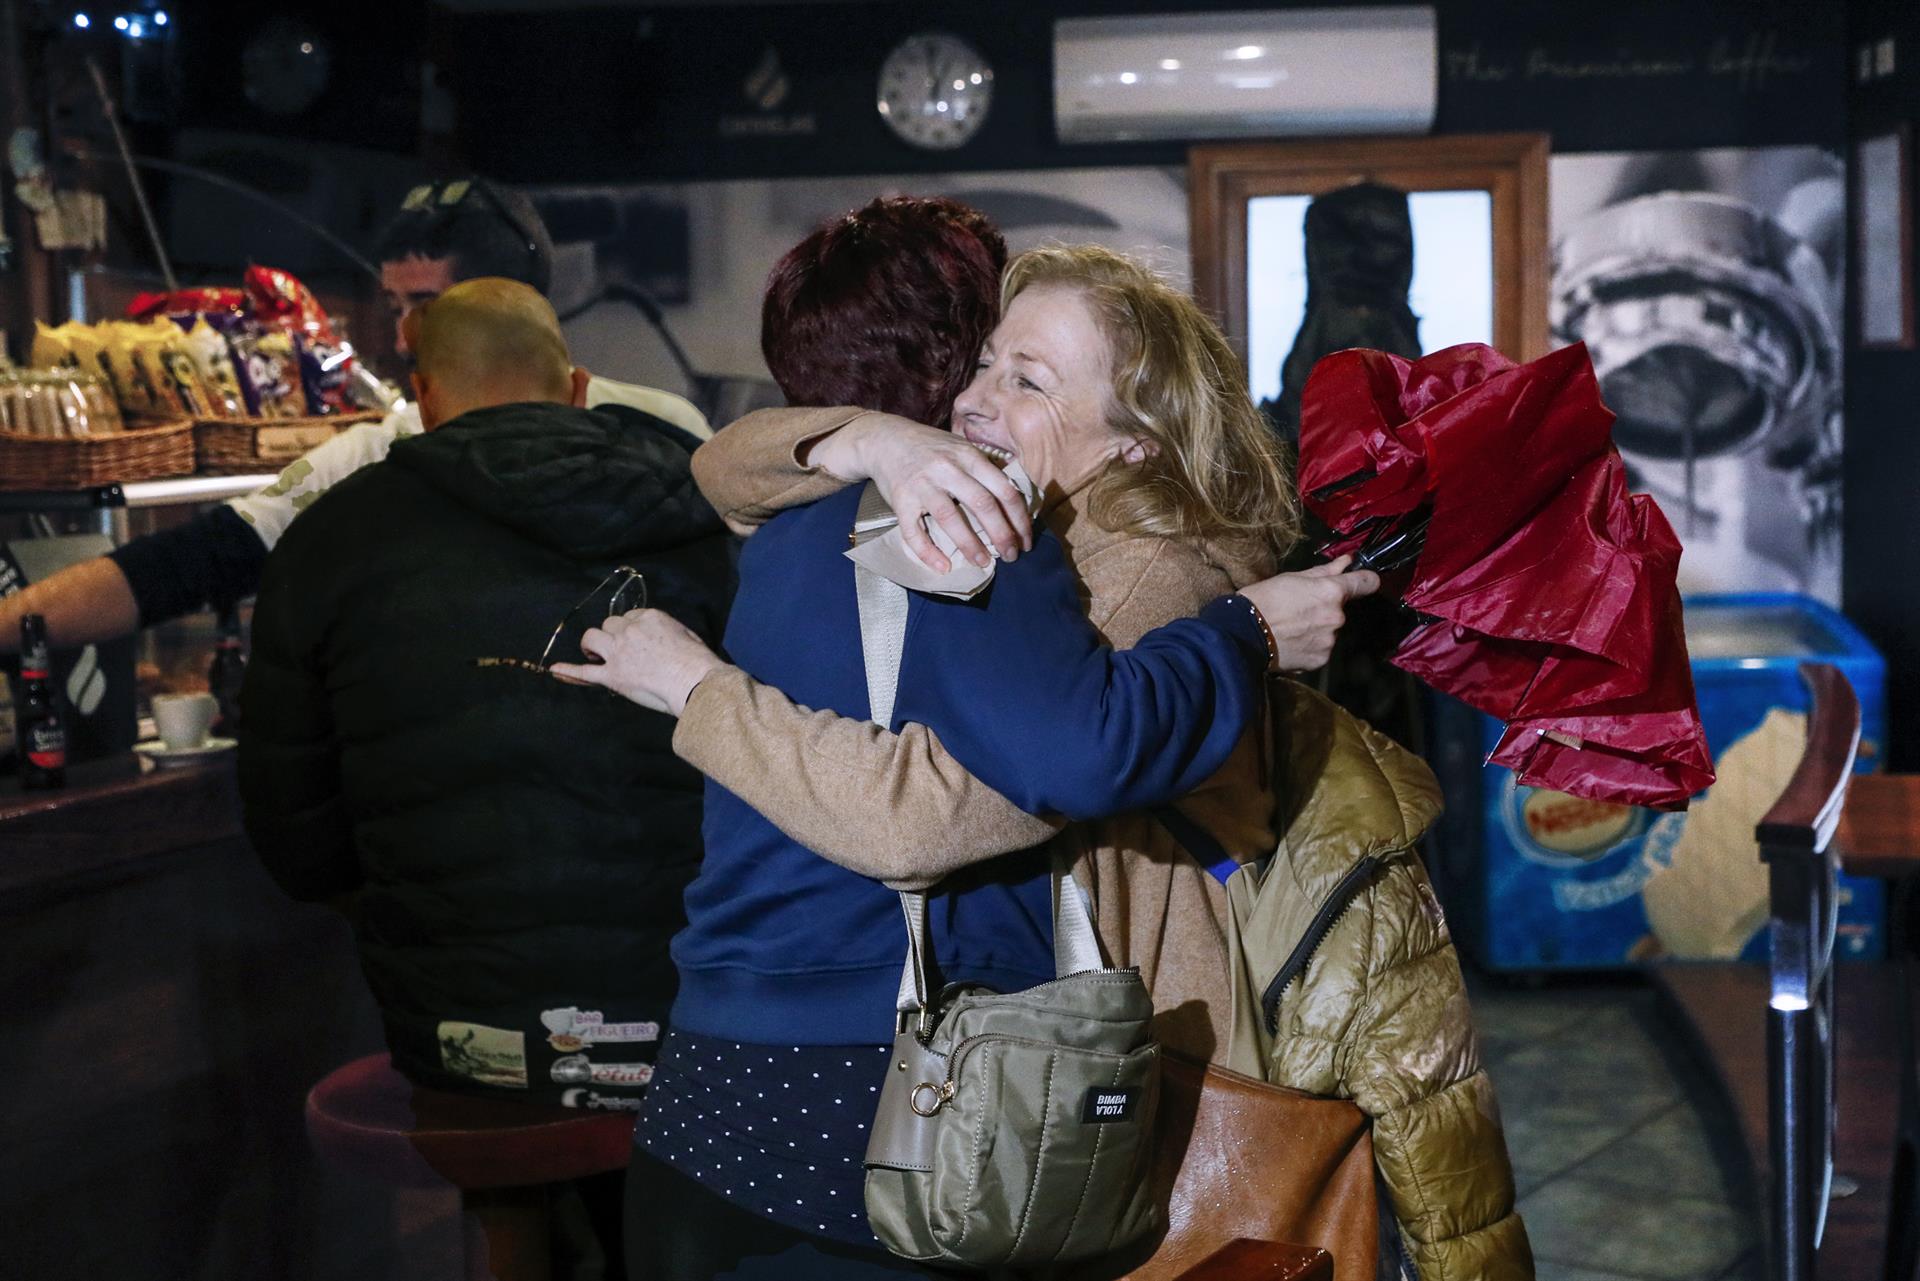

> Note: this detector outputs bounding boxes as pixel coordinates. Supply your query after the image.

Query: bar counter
[1,754,242,898]
[1,752,460,1277]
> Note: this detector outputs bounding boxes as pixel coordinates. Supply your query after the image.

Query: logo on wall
[719,46,816,139]
[745,46,789,110]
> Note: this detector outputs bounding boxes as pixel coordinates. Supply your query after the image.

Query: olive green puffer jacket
[1224,681,1533,1281]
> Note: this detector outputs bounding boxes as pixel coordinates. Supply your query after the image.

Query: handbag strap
[848,482,1104,1030]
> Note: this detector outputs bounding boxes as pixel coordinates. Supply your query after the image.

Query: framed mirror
[1190,134,1550,433]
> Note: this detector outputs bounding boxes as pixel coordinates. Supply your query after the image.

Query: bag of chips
[215,315,304,418]
[30,320,77,370]
[127,287,246,321]
[245,265,341,345]
[296,332,358,415]
[113,321,190,418]
[135,318,216,418]
[81,324,158,418]
[182,316,247,417]
[247,265,359,414]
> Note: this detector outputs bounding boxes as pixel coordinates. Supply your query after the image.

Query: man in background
[239,279,733,1275]
[0,177,707,653]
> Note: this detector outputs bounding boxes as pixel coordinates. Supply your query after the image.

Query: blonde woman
[570,240,1527,1278]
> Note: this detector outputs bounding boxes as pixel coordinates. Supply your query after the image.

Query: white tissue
[844,461,1038,599]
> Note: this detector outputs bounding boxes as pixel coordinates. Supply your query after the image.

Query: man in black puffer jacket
[239,279,734,1113]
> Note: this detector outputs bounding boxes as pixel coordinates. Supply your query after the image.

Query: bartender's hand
[550,608,724,716]
[1240,555,1382,672]
[806,412,1031,574]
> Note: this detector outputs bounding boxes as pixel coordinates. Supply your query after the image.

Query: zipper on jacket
[1260,855,1383,1034]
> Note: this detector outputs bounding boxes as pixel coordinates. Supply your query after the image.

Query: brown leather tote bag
[1086,1054,1378,1281]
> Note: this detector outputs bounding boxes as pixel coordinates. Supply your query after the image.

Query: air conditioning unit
[1054,7,1436,145]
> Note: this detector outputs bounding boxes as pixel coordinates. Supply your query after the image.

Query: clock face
[241,18,332,116]
[877,33,993,151]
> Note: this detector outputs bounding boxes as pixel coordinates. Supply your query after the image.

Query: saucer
[134,737,238,768]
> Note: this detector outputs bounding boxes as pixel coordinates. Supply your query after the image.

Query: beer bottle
[208,605,246,737]
[18,614,67,790]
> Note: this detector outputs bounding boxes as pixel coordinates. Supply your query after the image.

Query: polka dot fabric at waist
[635,1029,892,1247]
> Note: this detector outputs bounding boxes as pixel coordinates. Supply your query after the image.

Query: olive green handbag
[850,491,1163,1269]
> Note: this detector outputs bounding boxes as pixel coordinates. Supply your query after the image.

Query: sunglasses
[400,179,543,277]
[540,566,648,667]
[475,567,648,676]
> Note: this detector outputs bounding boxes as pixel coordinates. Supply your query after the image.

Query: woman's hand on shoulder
[1241,555,1382,672]
[810,412,1032,573]
[548,608,725,716]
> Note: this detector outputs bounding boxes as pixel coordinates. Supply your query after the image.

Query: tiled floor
[1466,969,1767,1281]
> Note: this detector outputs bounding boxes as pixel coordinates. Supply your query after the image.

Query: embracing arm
[694,408,1029,569]
[691,407,865,535]
[667,540,1263,882]
[674,667,1059,890]
[891,535,1270,821]
[564,534,1266,882]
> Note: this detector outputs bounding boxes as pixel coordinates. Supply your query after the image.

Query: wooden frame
[1854,123,1914,351]
[1189,134,1552,370]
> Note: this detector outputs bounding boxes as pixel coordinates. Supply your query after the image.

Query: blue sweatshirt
[670,485,1268,1045]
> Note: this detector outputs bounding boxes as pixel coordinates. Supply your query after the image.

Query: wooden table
[1835,770,1920,1281]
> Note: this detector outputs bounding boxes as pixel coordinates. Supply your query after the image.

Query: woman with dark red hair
[564,201,1381,1278]
[761,196,1007,433]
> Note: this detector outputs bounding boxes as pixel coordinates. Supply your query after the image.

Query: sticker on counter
[550,1053,654,1087]
[438,1022,527,1088]
[560,1088,645,1112]
[540,1007,661,1050]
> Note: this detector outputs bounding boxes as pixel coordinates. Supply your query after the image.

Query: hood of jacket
[388,401,724,560]
[1271,678,1442,897]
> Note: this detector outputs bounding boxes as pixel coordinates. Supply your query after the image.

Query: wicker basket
[0,417,196,491]
[195,412,383,475]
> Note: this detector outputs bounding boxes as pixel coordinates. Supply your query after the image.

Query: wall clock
[876,32,993,151]
[241,17,333,116]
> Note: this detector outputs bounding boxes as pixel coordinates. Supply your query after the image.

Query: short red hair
[761,196,1006,427]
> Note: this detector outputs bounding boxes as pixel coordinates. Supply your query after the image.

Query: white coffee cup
[152,692,219,751]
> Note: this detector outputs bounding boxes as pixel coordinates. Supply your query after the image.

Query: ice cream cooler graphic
[1429,593,1884,971]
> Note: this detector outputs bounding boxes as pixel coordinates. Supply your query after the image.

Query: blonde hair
[1002,245,1299,570]
[410,277,572,403]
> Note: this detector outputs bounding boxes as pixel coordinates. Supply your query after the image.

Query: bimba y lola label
[1081,1086,1139,1123]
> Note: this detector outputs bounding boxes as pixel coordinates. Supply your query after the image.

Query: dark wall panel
[445,0,1845,183]
[1842,0,1920,768]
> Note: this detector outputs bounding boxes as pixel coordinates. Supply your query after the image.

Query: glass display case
[0,473,270,753]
